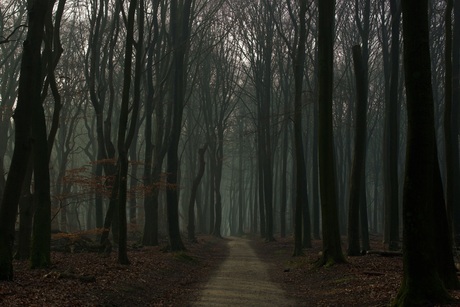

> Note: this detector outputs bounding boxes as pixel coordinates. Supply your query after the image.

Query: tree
[317,0,345,266]
[84,0,119,233]
[444,0,454,228]
[260,1,275,242]
[188,144,208,242]
[195,6,239,238]
[166,0,192,251]
[114,0,143,265]
[0,0,49,280]
[448,0,460,245]
[382,0,401,251]
[30,0,67,270]
[0,3,25,205]
[347,45,367,256]
[142,0,170,247]
[354,0,371,252]
[292,0,311,256]
[394,0,456,304]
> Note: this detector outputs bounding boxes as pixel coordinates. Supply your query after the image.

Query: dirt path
[194,237,295,306]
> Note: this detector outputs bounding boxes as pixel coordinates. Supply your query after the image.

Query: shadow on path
[194,237,295,306]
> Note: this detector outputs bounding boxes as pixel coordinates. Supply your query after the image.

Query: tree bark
[116,0,143,265]
[347,45,367,256]
[30,95,52,269]
[394,0,454,303]
[14,161,33,260]
[30,0,68,269]
[317,0,345,266]
[293,0,310,256]
[450,0,460,245]
[444,0,454,229]
[166,0,192,251]
[188,144,208,242]
[383,0,401,251]
[0,0,49,280]
[212,129,224,238]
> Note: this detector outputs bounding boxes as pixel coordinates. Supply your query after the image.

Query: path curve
[194,237,295,306]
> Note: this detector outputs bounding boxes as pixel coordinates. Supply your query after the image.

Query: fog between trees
[0,2,459,302]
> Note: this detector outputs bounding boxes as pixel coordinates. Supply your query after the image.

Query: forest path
[193,237,295,306]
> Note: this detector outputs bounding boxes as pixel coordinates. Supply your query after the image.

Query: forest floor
[2,233,460,306]
[249,234,460,306]
[0,234,229,306]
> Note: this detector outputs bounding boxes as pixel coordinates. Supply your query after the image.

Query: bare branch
[0,24,27,44]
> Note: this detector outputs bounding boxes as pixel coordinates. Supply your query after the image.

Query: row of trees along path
[0,0,460,305]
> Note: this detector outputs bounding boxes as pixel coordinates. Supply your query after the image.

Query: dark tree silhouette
[394,0,457,304]
[188,144,208,242]
[317,0,346,266]
[347,45,367,256]
[166,0,192,251]
[292,0,310,256]
[0,0,49,280]
[383,0,401,251]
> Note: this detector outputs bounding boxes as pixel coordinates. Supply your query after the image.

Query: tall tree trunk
[450,0,460,245]
[293,0,310,256]
[86,0,119,232]
[258,151,266,237]
[30,99,52,268]
[444,0,454,230]
[442,3,459,290]
[347,45,367,256]
[188,144,207,242]
[212,130,224,238]
[166,0,191,251]
[312,78,320,240]
[238,119,244,236]
[394,0,455,303]
[317,0,345,266]
[208,152,216,234]
[280,108,289,238]
[142,40,155,245]
[143,8,168,245]
[0,0,49,280]
[383,0,401,251]
[31,0,68,269]
[129,136,138,225]
[262,16,275,242]
[252,155,258,234]
[117,0,143,265]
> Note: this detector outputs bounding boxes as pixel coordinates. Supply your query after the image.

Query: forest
[1,0,460,305]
